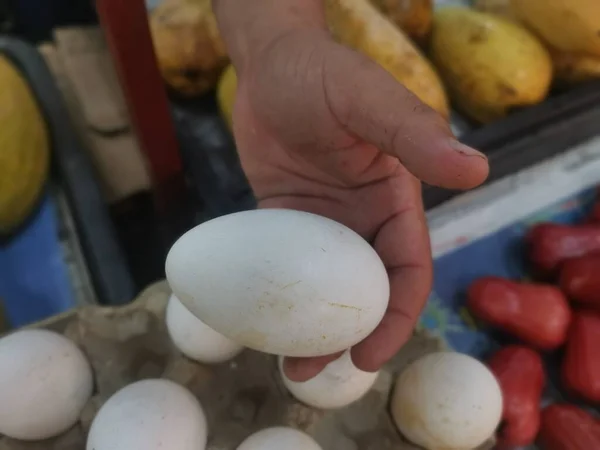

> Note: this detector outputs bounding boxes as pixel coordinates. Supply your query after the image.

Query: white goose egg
[391,352,502,450]
[0,329,93,440]
[86,379,207,450]
[165,209,389,357]
[278,351,379,409]
[237,427,322,450]
[166,294,244,363]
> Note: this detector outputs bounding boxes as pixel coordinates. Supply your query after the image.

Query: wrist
[212,0,327,71]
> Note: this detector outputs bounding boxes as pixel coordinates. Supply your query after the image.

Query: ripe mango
[430,7,552,124]
[326,0,449,117]
[369,0,433,45]
[475,0,600,84]
[149,0,229,96]
[511,0,600,58]
[0,56,50,235]
[550,51,600,84]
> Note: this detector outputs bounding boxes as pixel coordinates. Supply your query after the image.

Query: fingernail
[449,140,487,160]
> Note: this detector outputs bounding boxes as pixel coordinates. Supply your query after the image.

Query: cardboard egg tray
[0,281,498,450]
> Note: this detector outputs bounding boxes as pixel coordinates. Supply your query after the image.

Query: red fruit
[527,223,600,275]
[559,255,600,308]
[539,404,600,450]
[488,346,544,448]
[562,311,600,403]
[467,277,572,350]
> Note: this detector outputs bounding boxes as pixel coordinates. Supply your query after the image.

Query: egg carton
[0,281,495,450]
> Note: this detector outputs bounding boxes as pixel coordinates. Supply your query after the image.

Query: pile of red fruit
[466,199,600,449]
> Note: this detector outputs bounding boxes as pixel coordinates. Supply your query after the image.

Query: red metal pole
[95,0,185,211]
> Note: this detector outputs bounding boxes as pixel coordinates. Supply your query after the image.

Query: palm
[229,31,487,379]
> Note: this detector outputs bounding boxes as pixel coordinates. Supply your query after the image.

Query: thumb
[324,46,489,190]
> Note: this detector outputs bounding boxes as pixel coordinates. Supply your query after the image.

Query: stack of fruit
[148,0,600,126]
[465,194,600,448]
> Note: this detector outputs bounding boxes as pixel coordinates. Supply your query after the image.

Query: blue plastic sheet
[420,188,596,357]
[0,193,76,328]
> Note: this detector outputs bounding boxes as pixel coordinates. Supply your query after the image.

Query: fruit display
[152,0,600,127]
[474,0,600,85]
[453,184,600,449]
[0,55,50,235]
[510,0,600,58]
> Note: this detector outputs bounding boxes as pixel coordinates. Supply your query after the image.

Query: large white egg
[165,209,389,357]
[0,329,93,440]
[86,379,207,450]
[166,294,244,363]
[391,352,502,450]
[278,351,379,409]
[237,427,322,450]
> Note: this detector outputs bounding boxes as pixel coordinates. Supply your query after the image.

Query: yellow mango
[474,0,600,84]
[511,0,600,57]
[369,0,433,45]
[217,64,236,130]
[430,7,552,124]
[149,0,229,96]
[0,56,50,235]
[325,0,450,117]
[551,51,600,84]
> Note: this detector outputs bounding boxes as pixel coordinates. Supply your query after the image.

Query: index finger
[350,180,432,372]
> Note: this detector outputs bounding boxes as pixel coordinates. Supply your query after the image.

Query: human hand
[230,30,489,381]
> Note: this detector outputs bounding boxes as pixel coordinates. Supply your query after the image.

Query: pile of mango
[149,0,600,125]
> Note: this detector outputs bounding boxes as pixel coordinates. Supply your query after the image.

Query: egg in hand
[166,209,390,357]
